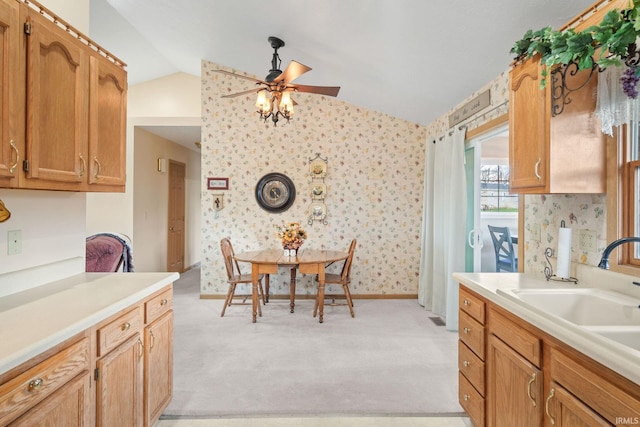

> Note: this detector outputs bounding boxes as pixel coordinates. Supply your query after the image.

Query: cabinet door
[24,12,88,186]
[545,382,611,427]
[9,373,91,427]
[487,335,543,427]
[0,0,20,185]
[96,333,143,427]
[88,54,126,188]
[509,56,549,191]
[144,310,173,427]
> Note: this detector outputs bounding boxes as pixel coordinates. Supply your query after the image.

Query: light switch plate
[7,229,21,255]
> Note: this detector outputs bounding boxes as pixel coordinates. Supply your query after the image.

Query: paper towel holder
[544,247,578,283]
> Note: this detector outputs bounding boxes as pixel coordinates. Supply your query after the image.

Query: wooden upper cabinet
[509,55,606,194]
[24,11,88,187]
[0,0,21,186]
[88,55,127,187]
[509,55,549,192]
[0,0,126,192]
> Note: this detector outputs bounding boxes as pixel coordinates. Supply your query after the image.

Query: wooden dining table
[233,248,348,323]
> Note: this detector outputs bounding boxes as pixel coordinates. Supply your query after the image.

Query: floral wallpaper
[424,70,609,276]
[200,59,609,297]
[200,60,426,296]
[523,194,607,275]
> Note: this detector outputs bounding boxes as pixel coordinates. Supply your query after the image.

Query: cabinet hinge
[22,159,29,172]
[24,21,31,35]
[94,367,100,381]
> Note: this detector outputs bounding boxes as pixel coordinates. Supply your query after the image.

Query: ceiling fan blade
[291,84,340,97]
[213,69,265,85]
[222,87,261,98]
[274,60,311,83]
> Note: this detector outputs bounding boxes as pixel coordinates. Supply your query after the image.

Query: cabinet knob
[463,360,470,367]
[463,299,471,306]
[121,322,131,331]
[78,153,86,178]
[93,156,101,180]
[27,378,44,392]
[463,394,470,401]
[463,327,471,334]
[160,298,168,306]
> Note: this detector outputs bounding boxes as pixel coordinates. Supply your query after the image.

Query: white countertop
[0,272,179,374]
[453,271,640,386]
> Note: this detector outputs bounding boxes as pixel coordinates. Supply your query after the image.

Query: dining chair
[220,238,266,317]
[314,239,357,318]
[487,225,518,272]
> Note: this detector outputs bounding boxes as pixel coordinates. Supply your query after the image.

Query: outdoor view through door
[168,160,186,272]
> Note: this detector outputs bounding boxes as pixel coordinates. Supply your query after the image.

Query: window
[624,123,640,266]
[480,165,518,212]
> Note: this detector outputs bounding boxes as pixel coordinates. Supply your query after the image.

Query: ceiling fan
[214,36,340,126]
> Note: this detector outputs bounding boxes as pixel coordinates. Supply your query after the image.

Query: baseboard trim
[200,293,418,300]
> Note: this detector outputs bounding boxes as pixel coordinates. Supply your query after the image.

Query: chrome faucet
[597,237,640,269]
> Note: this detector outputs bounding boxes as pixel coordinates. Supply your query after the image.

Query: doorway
[465,123,518,272]
[167,160,186,272]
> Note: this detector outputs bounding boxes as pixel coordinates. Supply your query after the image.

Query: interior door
[167,160,185,272]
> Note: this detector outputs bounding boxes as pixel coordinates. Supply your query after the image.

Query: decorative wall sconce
[308,153,328,225]
[157,158,167,173]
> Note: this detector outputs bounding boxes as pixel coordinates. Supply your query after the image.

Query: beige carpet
[162,267,463,418]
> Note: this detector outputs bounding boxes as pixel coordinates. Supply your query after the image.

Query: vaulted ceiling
[90,0,596,130]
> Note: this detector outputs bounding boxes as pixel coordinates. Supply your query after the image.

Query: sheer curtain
[418,127,467,331]
[596,65,640,135]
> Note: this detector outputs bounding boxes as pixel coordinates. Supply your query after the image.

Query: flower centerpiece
[275,222,307,255]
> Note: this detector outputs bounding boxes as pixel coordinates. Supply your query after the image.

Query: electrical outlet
[579,229,597,252]
[7,230,22,255]
[529,223,541,242]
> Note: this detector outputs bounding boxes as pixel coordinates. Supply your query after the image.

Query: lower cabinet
[487,335,543,426]
[0,284,174,426]
[545,382,611,427]
[10,373,92,426]
[144,310,173,426]
[458,284,640,427]
[95,333,144,427]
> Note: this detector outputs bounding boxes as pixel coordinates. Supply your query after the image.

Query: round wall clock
[255,173,296,213]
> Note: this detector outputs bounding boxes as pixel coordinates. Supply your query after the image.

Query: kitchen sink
[496,288,640,327]
[583,326,640,352]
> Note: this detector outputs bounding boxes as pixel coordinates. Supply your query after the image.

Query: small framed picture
[207,177,229,190]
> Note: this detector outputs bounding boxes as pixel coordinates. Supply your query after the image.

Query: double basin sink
[497,287,640,351]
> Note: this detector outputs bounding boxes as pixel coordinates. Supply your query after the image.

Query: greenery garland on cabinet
[511,0,640,97]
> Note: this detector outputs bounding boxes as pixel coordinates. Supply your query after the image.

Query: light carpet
[162,267,463,418]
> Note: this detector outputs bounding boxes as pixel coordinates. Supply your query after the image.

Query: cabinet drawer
[459,310,485,360]
[459,340,485,397]
[97,306,142,357]
[145,287,173,324]
[550,347,640,424]
[0,338,89,426]
[460,286,485,325]
[489,308,540,367]
[459,371,485,427]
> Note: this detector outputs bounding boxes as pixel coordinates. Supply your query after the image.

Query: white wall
[133,128,201,271]
[87,72,201,266]
[0,0,89,291]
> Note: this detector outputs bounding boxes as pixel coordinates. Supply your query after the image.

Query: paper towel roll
[556,227,572,279]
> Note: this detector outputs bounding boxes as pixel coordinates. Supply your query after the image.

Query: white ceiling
[90,0,596,148]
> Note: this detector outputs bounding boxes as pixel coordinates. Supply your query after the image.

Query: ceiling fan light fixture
[255,90,270,112]
[279,91,294,115]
